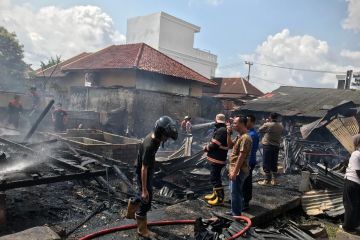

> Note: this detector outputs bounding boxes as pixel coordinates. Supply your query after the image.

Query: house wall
[126,12,217,78]
[99,70,136,87]
[136,71,191,96]
[190,83,202,97]
[69,86,201,137]
[127,12,161,48]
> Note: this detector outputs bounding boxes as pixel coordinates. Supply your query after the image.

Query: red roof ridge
[61,45,117,71]
[135,43,145,67]
[241,78,248,94]
[140,43,217,85]
[36,52,90,75]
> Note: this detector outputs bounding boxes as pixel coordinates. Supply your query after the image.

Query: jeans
[210,163,224,188]
[243,167,253,204]
[230,171,247,216]
[135,169,154,217]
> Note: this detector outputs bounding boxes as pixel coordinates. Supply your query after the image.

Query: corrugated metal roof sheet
[241,86,360,118]
[301,190,344,217]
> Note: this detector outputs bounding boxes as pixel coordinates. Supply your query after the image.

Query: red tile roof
[35,52,91,78]
[208,77,263,98]
[61,43,216,86]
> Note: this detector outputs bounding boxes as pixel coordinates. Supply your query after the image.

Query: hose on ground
[79,216,252,240]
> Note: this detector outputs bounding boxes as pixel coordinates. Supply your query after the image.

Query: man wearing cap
[203,113,228,205]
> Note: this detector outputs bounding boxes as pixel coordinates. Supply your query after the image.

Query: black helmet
[154,116,178,141]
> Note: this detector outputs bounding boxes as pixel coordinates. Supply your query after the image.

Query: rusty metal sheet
[326,117,357,153]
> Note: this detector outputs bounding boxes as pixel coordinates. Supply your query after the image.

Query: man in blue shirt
[243,114,259,210]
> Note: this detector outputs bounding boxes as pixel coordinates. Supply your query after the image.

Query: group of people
[125,113,285,238]
[6,87,68,132]
[203,112,283,216]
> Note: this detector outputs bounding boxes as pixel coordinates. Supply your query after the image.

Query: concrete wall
[69,86,201,137]
[159,13,197,54]
[126,12,217,78]
[100,70,136,87]
[136,71,191,96]
[127,12,161,48]
[0,91,32,109]
[190,83,202,98]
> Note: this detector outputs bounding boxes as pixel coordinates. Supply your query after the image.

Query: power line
[253,62,344,74]
[251,75,300,87]
[219,61,346,74]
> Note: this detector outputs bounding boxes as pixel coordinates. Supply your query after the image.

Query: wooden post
[0,192,6,230]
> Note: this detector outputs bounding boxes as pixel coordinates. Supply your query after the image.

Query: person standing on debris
[7,95,23,129]
[52,103,68,132]
[126,116,178,238]
[203,113,228,206]
[181,116,192,134]
[29,87,41,113]
[242,114,259,210]
[258,112,283,186]
[342,134,360,233]
[227,116,252,216]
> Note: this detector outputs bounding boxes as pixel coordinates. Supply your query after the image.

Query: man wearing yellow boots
[204,114,229,205]
[126,116,178,238]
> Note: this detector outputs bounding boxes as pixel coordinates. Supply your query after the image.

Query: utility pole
[245,61,253,82]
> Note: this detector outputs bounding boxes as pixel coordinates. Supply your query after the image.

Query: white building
[126,12,217,79]
[336,71,360,90]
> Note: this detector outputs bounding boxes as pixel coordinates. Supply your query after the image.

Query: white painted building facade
[126,12,217,79]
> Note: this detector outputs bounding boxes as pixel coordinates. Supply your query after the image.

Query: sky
[0,0,359,92]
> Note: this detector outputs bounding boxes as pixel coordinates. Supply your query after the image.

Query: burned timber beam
[0,137,88,173]
[0,170,106,191]
[23,99,55,143]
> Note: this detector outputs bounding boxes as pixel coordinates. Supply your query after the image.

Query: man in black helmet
[126,116,178,238]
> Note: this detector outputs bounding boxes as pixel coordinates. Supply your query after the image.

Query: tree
[0,26,27,91]
[40,55,61,70]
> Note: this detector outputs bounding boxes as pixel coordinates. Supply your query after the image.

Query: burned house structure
[237,86,360,136]
[34,43,217,137]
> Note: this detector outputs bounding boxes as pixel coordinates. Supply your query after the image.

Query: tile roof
[241,86,360,117]
[203,77,263,98]
[61,43,216,86]
[35,52,91,78]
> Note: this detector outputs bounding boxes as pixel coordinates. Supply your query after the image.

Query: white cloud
[218,29,358,92]
[207,0,224,6]
[188,0,224,7]
[0,0,125,68]
[342,0,360,32]
[341,49,360,60]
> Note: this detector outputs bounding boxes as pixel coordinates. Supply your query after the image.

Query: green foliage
[40,55,61,70]
[0,26,27,90]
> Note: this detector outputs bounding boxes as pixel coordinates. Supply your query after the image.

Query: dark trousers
[210,163,224,188]
[243,167,253,204]
[343,179,360,230]
[8,113,20,128]
[262,145,279,174]
[135,170,154,217]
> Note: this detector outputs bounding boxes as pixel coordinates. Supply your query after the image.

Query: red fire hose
[79,216,252,240]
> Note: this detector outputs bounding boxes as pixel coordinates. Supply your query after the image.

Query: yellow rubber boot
[207,187,224,206]
[204,189,216,200]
